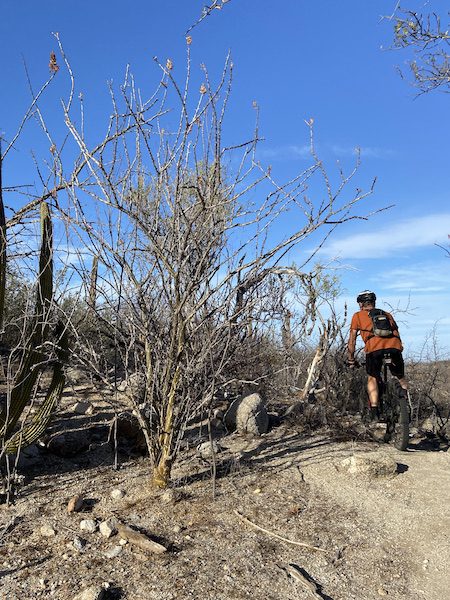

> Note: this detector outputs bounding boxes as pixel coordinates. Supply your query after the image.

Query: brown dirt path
[300,442,450,599]
[0,426,449,600]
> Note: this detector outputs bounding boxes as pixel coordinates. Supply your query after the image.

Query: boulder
[224,393,269,435]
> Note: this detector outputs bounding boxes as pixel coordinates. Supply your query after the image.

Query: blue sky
[1,0,449,357]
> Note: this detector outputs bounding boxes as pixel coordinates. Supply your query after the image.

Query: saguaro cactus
[0,199,68,453]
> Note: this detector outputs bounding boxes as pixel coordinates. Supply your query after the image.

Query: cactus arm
[3,323,69,453]
[3,365,65,454]
[0,350,42,437]
[0,201,54,437]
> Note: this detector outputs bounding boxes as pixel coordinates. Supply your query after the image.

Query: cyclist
[347,290,408,420]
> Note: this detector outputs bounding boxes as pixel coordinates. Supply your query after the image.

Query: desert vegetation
[1,16,449,493]
[0,4,449,599]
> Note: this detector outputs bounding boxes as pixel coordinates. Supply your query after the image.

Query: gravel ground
[0,401,449,600]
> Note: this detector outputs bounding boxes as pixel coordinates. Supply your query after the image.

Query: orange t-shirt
[350,309,403,354]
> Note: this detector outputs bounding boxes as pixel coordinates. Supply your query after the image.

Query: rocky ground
[0,386,449,600]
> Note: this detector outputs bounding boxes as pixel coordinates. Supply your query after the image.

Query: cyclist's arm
[347,328,358,364]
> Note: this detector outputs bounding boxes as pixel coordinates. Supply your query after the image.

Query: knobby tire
[383,379,409,451]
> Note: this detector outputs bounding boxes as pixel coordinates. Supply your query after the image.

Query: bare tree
[46,38,380,486]
[187,0,233,35]
[391,6,450,93]
[1,35,380,488]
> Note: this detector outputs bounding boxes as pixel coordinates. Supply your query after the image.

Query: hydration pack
[368,309,394,338]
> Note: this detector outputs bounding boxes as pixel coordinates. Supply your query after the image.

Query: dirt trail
[300,442,450,599]
[0,423,449,600]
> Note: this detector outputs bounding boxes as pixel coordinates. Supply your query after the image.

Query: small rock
[72,536,86,552]
[104,545,123,559]
[117,523,167,554]
[119,538,128,546]
[116,380,128,392]
[67,495,84,514]
[72,402,94,415]
[211,409,225,429]
[66,367,86,386]
[196,440,221,458]
[99,520,117,539]
[117,373,145,398]
[378,587,389,596]
[173,525,182,534]
[253,488,262,494]
[133,552,150,562]
[339,452,398,478]
[79,519,97,534]
[161,488,183,504]
[110,488,125,500]
[40,524,56,537]
[15,444,42,468]
[72,586,106,600]
[213,408,224,420]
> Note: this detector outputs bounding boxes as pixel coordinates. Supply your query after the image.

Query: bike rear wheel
[383,379,409,451]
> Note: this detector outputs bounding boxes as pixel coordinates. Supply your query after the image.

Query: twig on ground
[286,563,323,598]
[234,510,327,552]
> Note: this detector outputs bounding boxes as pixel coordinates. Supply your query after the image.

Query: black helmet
[357,290,376,304]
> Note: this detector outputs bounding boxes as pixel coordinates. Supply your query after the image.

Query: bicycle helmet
[356,290,376,304]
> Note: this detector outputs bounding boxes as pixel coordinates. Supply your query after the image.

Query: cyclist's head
[357,290,376,307]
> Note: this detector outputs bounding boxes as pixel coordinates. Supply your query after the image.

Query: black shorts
[365,349,405,379]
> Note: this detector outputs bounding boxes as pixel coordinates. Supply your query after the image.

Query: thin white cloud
[375,263,449,293]
[257,144,311,161]
[330,144,396,159]
[320,213,450,259]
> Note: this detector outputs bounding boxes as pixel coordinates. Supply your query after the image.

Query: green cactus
[3,323,69,454]
[0,200,68,452]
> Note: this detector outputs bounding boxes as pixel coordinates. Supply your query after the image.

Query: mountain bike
[373,353,410,451]
[350,353,410,451]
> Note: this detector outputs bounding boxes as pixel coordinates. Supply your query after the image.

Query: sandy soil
[0,406,449,600]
